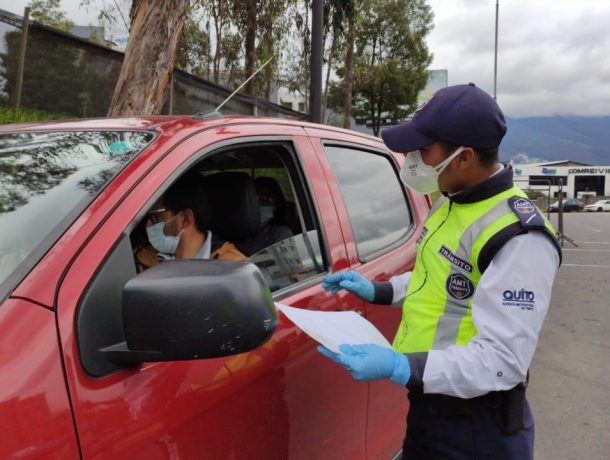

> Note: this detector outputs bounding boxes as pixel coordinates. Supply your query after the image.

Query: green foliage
[254,0,293,98]
[6,0,434,124]
[176,3,212,78]
[28,0,74,32]
[330,0,433,135]
[282,0,342,107]
[255,167,294,201]
[0,106,71,124]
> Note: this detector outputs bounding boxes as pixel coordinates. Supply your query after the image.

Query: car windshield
[0,130,154,295]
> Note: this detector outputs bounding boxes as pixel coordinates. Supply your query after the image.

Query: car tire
[598,208,603,212]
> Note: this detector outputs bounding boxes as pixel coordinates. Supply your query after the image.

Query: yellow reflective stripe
[431,199,514,349]
[470,211,521,279]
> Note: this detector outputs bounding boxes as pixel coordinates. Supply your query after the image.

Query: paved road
[531,212,610,460]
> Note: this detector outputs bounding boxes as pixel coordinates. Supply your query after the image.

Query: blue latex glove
[321,271,374,302]
[318,344,411,386]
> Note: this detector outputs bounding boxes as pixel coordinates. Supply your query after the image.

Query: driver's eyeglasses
[147,208,168,225]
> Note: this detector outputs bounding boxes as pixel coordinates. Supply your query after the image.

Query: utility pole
[14,7,30,110]
[309,0,323,123]
[493,0,499,101]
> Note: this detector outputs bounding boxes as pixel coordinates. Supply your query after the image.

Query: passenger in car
[256,177,288,226]
[233,177,293,256]
[137,173,246,268]
[257,176,300,234]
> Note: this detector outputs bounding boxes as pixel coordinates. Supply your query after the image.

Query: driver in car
[136,172,246,268]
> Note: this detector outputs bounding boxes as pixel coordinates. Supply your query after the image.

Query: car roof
[0,114,385,144]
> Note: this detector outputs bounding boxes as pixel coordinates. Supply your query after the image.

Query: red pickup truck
[0,115,429,459]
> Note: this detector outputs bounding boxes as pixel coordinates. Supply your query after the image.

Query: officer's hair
[441,142,498,167]
[163,172,212,233]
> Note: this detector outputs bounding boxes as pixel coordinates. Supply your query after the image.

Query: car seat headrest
[204,172,260,241]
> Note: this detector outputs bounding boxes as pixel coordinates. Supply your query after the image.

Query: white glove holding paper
[276,303,392,353]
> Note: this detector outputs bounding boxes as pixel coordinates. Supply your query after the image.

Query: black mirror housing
[101,260,277,364]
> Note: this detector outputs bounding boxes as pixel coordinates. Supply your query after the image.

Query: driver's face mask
[146,212,183,254]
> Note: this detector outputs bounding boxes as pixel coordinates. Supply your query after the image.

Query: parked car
[0,115,430,459]
[584,199,610,212]
[549,198,584,212]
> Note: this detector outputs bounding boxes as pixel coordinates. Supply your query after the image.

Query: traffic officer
[318,83,561,459]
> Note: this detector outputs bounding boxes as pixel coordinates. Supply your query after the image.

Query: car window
[250,230,324,292]
[0,130,154,298]
[324,145,412,259]
[130,141,327,291]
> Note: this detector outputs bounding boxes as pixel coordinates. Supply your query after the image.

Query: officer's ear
[457,147,476,168]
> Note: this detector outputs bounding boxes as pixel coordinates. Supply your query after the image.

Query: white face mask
[399,146,465,194]
[259,206,274,226]
[146,213,182,254]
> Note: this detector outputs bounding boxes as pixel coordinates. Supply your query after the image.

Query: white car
[584,200,610,212]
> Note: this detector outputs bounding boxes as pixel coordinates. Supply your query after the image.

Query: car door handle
[333,309,363,316]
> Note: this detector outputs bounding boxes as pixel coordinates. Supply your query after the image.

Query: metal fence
[0,8,304,120]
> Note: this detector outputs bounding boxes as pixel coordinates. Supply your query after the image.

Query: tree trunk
[244,0,257,95]
[343,6,355,129]
[375,92,383,136]
[212,0,223,85]
[322,45,334,124]
[107,0,190,116]
[264,21,274,100]
[371,102,378,136]
[264,61,273,101]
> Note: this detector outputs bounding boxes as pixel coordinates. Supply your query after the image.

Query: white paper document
[276,303,392,353]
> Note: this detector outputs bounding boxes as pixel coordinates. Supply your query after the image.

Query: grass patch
[0,106,72,125]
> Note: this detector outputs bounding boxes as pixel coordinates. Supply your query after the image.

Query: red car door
[0,299,80,459]
[307,127,429,459]
[56,124,368,458]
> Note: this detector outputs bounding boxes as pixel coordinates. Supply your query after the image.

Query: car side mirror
[100,260,277,364]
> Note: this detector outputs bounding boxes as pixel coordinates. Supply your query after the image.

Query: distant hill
[501,116,610,165]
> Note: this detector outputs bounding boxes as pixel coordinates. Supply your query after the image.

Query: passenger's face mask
[399,146,465,194]
[146,213,182,254]
[260,206,274,226]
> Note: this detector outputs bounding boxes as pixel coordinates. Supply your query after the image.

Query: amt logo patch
[446,274,474,300]
[503,289,536,311]
[513,198,535,214]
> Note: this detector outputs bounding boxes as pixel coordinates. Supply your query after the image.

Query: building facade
[513,160,610,199]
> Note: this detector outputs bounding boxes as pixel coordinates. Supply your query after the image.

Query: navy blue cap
[381,83,507,153]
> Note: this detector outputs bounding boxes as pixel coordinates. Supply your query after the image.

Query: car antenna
[193,51,278,120]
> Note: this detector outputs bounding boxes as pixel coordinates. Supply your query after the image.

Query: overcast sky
[2,0,610,118]
[427,0,610,118]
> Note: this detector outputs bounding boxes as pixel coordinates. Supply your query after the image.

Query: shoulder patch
[508,197,546,229]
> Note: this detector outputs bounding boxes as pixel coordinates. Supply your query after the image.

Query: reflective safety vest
[392,184,559,353]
